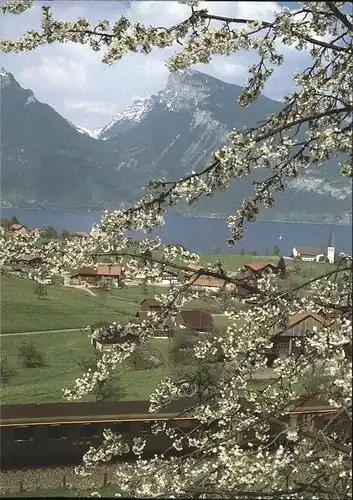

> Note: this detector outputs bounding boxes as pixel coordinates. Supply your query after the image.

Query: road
[0,314,228,337]
[0,328,81,337]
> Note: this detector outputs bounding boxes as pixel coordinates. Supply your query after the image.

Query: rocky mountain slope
[102,70,352,223]
[1,67,351,223]
[0,68,131,210]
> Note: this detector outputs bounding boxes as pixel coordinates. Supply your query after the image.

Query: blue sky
[1,1,309,129]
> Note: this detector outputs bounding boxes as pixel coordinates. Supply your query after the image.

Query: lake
[1,208,352,256]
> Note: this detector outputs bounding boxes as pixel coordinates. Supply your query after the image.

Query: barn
[176,309,214,333]
[271,312,327,358]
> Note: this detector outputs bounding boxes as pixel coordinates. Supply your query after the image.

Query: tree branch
[196,10,349,52]
[324,2,353,31]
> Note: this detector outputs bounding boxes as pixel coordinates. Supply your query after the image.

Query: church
[292,226,335,264]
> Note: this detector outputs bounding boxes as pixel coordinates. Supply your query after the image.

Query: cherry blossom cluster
[0,1,352,497]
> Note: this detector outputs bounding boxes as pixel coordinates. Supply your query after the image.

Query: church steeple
[328,224,335,248]
[327,224,335,264]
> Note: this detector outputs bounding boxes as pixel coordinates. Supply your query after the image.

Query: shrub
[95,377,127,402]
[17,341,45,368]
[170,329,199,365]
[75,350,103,372]
[176,361,222,403]
[0,354,15,384]
[34,283,47,299]
[277,256,287,278]
[128,342,164,370]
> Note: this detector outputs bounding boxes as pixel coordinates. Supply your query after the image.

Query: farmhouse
[140,299,162,312]
[183,264,202,279]
[188,275,227,291]
[70,264,123,287]
[90,322,137,351]
[270,312,327,359]
[9,223,32,235]
[136,299,162,319]
[292,245,325,262]
[176,309,213,333]
[242,262,279,277]
[16,254,42,266]
[71,231,90,238]
[232,284,253,300]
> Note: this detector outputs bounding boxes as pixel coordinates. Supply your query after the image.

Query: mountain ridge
[0,67,351,223]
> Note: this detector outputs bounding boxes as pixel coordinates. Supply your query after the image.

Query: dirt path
[0,328,81,337]
[68,285,97,297]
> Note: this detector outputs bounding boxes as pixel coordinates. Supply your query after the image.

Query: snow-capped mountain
[1,66,351,223]
[75,125,102,139]
[98,97,154,140]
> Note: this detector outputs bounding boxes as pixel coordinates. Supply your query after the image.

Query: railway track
[0,399,344,471]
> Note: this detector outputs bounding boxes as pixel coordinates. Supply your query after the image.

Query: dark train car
[0,400,198,469]
[0,399,344,470]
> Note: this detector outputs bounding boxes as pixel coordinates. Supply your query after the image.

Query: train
[0,399,345,470]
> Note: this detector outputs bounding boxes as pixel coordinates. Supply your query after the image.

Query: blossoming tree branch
[1,1,352,498]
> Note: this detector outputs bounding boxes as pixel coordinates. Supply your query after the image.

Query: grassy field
[0,254,335,404]
[0,254,334,333]
[0,330,174,404]
[0,276,229,334]
[0,277,171,333]
[199,253,334,277]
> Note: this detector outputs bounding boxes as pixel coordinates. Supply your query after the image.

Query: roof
[10,223,26,230]
[189,275,226,288]
[244,262,277,272]
[165,244,185,250]
[71,266,97,277]
[178,309,213,331]
[18,254,39,262]
[72,232,90,238]
[273,312,328,338]
[141,299,162,307]
[96,265,122,277]
[287,312,327,327]
[234,285,252,297]
[184,264,202,274]
[71,265,122,277]
[294,246,323,256]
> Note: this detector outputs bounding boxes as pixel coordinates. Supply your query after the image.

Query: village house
[232,283,254,301]
[140,299,162,313]
[135,301,214,335]
[70,264,123,287]
[134,299,171,335]
[90,322,137,351]
[9,223,32,235]
[241,262,279,278]
[15,254,42,266]
[135,299,162,320]
[183,264,202,280]
[176,309,214,333]
[188,275,228,291]
[270,312,328,360]
[159,267,179,285]
[71,231,90,238]
[292,245,325,262]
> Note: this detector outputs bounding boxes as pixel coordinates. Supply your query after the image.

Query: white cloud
[65,99,118,115]
[20,56,88,88]
[2,0,312,128]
